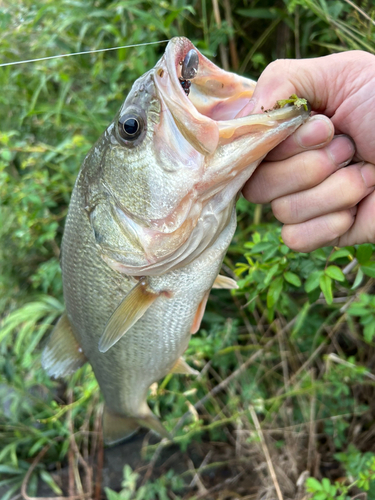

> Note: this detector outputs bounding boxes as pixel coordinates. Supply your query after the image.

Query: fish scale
[42,37,310,444]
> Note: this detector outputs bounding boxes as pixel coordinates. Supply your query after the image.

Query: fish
[41,37,310,445]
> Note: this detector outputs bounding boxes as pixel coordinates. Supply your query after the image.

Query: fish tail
[103,405,171,445]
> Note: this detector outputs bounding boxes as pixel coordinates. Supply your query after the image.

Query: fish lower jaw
[100,203,235,277]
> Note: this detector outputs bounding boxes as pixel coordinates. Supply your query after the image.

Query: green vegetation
[1,0,375,498]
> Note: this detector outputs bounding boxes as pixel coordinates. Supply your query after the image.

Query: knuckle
[271,197,291,223]
[281,227,303,252]
[324,210,354,240]
[265,59,287,74]
[298,152,322,186]
[289,150,333,192]
[335,167,367,206]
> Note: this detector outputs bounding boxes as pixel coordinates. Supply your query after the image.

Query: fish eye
[118,114,143,141]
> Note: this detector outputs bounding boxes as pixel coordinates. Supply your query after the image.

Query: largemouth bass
[42,37,310,445]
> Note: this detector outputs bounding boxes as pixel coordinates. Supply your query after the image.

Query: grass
[1,0,375,498]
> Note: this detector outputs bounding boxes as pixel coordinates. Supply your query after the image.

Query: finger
[243,135,355,204]
[281,209,356,253]
[237,51,374,116]
[272,162,375,224]
[266,115,334,162]
[339,190,375,246]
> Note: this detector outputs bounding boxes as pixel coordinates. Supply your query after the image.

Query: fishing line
[0,40,170,68]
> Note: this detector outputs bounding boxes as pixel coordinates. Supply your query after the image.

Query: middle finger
[272,162,375,224]
[244,135,355,204]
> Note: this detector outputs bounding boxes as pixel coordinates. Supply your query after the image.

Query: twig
[342,0,375,26]
[327,353,375,381]
[67,389,86,500]
[21,444,90,500]
[195,473,244,499]
[174,315,299,434]
[190,450,212,490]
[68,444,75,498]
[307,370,316,473]
[343,257,358,275]
[69,432,92,498]
[233,295,258,344]
[94,405,103,500]
[140,437,169,485]
[223,0,239,69]
[340,277,374,313]
[249,406,284,500]
[278,329,290,396]
[294,7,301,58]
[211,0,229,70]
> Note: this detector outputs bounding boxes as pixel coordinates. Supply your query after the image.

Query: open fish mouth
[154,37,310,155]
[96,37,310,277]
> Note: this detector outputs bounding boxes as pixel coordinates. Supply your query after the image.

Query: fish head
[84,37,310,276]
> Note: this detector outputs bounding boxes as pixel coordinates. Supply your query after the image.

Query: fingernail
[295,115,333,148]
[361,163,375,188]
[326,135,355,168]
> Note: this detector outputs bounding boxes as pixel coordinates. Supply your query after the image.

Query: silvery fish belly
[42,37,310,445]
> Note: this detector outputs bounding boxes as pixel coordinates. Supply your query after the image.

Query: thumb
[238,51,370,117]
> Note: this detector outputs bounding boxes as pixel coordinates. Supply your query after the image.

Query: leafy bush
[1,0,375,498]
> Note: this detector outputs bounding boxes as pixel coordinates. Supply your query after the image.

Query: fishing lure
[179,48,199,96]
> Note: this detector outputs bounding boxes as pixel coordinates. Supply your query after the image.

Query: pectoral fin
[170,357,199,376]
[99,279,160,353]
[190,290,210,334]
[41,313,87,378]
[213,274,239,289]
[103,405,171,446]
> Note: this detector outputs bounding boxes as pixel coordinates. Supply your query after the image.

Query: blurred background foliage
[1,0,375,498]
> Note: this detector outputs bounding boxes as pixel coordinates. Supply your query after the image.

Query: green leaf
[308,287,321,304]
[306,477,323,491]
[329,248,352,261]
[352,268,364,289]
[264,264,279,286]
[291,302,310,338]
[320,274,333,304]
[236,8,279,19]
[322,477,331,491]
[251,241,274,253]
[0,465,23,474]
[325,265,345,282]
[284,271,301,287]
[364,322,375,343]
[40,470,63,495]
[267,276,283,308]
[361,262,375,278]
[305,270,323,293]
[356,243,373,264]
[347,305,370,317]
[105,487,121,500]
[1,149,11,161]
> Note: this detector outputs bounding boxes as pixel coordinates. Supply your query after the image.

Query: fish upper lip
[154,37,310,154]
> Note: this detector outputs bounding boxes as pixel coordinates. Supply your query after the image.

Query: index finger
[265,115,334,161]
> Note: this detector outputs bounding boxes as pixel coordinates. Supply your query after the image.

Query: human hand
[241,51,375,251]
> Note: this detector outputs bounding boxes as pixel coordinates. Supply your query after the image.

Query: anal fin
[103,405,171,446]
[212,274,238,289]
[99,279,160,353]
[41,313,86,378]
[170,357,199,376]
